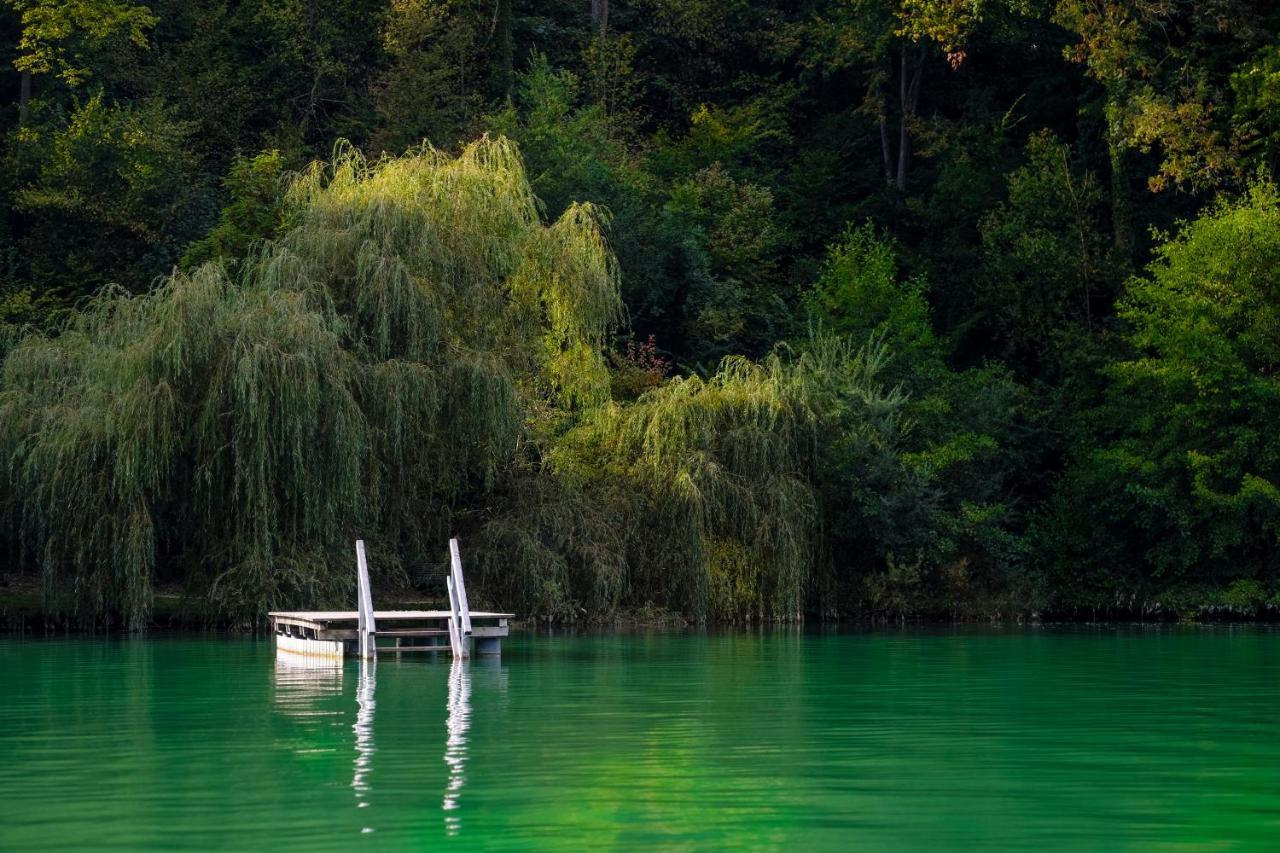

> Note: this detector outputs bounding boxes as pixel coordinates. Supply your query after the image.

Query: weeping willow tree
[520,335,903,622]
[0,136,621,628]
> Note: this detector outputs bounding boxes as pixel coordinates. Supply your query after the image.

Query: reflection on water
[353,660,376,833]
[268,649,507,841]
[442,660,471,836]
[15,631,1280,849]
[273,651,343,723]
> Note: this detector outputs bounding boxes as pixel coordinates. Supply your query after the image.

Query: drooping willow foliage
[0,132,931,627]
[511,335,907,622]
[0,136,621,628]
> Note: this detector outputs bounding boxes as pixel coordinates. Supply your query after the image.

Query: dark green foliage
[3,0,1280,624]
[8,92,208,305]
[977,131,1114,377]
[1040,184,1280,607]
[485,58,671,331]
[805,226,1029,616]
[181,150,287,268]
[369,0,487,152]
[490,58,798,368]
[664,163,791,361]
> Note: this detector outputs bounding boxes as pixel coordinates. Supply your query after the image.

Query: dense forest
[2,0,1280,627]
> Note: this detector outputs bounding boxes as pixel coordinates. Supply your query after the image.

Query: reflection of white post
[352,659,376,832]
[442,658,471,836]
[356,540,377,660]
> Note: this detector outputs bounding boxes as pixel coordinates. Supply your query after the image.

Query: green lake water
[3,627,1280,850]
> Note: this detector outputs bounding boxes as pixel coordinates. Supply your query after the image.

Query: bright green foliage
[487,324,1016,623]
[8,0,157,85]
[582,32,641,120]
[552,339,839,621]
[805,223,936,372]
[665,164,790,361]
[1042,183,1280,603]
[181,150,287,269]
[896,0,989,55]
[8,92,206,304]
[1232,45,1280,179]
[572,325,1024,622]
[0,137,620,627]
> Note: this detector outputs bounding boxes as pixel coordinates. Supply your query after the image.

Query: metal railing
[355,537,471,660]
[446,537,471,658]
[356,539,377,660]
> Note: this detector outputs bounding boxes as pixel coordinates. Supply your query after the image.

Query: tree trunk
[1105,93,1133,263]
[493,0,513,97]
[1059,146,1094,331]
[897,50,910,189]
[895,44,926,191]
[590,0,609,36]
[18,70,30,126]
[880,117,894,186]
[880,44,927,191]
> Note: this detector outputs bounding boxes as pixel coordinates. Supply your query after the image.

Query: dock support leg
[474,637,501,656]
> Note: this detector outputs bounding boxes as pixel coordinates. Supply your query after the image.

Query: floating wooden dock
[270,538,512,660]
[270,610,512,658]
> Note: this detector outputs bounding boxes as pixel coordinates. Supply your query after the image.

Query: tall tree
[371,0,485,150]
[6,0,157,123]
[1055,0,1280,254]
[790,0,991,191]
[7,0,157,85]
[590,0,608,36]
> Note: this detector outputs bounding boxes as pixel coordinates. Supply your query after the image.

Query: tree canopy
[3,0,1280,624]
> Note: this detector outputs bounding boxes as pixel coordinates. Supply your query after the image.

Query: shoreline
[4,587,1279,634]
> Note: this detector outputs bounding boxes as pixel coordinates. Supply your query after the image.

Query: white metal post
[449,537,472,636]
[446,575,464,659]
[356,539,377,660]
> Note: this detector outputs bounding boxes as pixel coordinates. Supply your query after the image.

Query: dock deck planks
[270,608,513,656]
[269,610,513,622]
